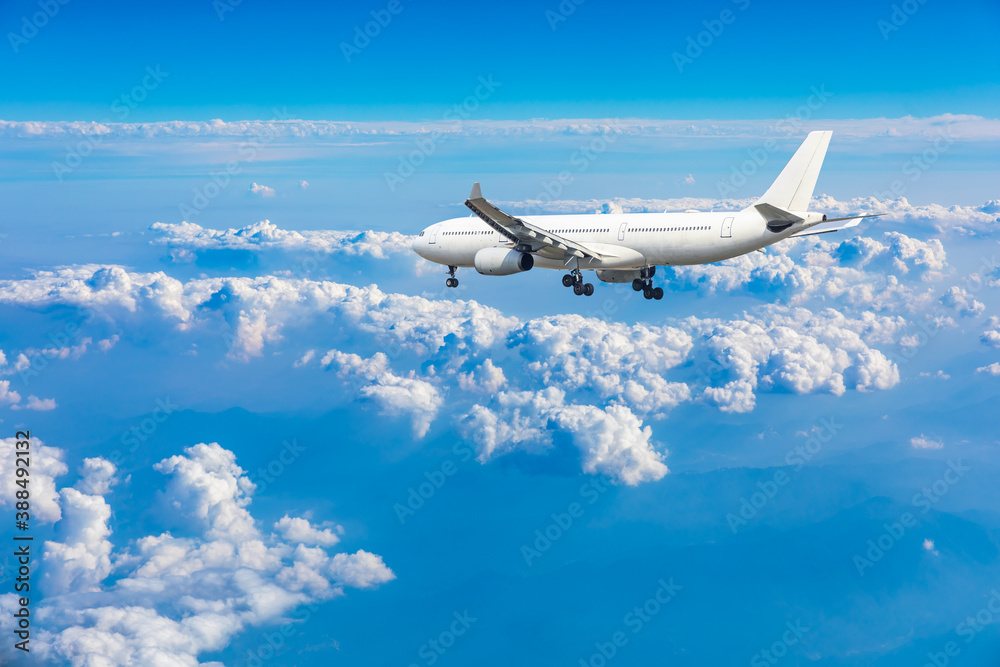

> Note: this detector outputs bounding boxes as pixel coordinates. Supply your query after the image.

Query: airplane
[411,131,879,300]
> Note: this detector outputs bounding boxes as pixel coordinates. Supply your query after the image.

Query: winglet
[469,182,482,200]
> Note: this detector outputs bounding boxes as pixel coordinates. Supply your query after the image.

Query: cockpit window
[419,231,425,236]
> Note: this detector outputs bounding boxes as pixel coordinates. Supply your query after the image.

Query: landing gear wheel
[643,287,653,300]
[632,278,644,292]
[583,283,594,296]
[652,287,664,300]
[562,274,575,287]
[573,283,584,296]
[446,277,458,288]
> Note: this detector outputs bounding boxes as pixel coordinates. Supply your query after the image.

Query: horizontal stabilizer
[791,214,881,237]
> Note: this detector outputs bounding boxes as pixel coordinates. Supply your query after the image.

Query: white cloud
[299,180,309,189]
[4,113,999,141]
[457,387,668,485]
[910,434,944,450]
[75,457,118,496]
[248,182,275,197]
[457,359,507,394]
[1,443,394,665]
[150,220,414,260]
[681,173,695,185]
[322,350,443,438]
[923,538,939,555]
[0,266,905,483]
[0,436,67,523]
[0,380,20,407]
[981,318,1000,349]
[11,395,58,411]
[940,286,985,317]
[976,362,1000,376]
[328,550,396,589]
[274,515,342,547]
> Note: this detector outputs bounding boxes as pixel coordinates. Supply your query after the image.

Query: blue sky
[1,1,999,666]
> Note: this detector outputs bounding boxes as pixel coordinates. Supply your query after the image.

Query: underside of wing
[464,183,604,262]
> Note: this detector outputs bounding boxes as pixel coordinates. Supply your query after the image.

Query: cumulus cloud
[322,350,443,438]
[11,395,58,411]
[75,458,118,496]
[248,182,275,197]
[299,180,309,189]
[654,231,949,313]
[976,362,1000,376]
[0,266,905,483]
[910,434,944,450]
[0,436,67,523]
[940,286,985,317]
[1,443,394,665]
[981,318,1000,349]
[150,220,414,260]
[689,307,900,413]
[457,387,668,485]
[274,515,343,547]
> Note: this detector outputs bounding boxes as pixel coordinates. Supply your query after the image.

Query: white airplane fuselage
[410,132,871,295]
[413,209,815,272]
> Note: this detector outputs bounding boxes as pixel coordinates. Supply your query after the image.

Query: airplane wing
[464,183,605,262]
[791,213,882,237]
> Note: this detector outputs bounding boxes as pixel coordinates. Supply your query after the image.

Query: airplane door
[721,216,734,238]
[618,222,628,241]
[429,228,437,244]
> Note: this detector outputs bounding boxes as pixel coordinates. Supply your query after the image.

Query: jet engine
[474,248,534,275]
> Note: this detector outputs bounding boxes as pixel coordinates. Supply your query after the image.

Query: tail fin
[755,131,832,211]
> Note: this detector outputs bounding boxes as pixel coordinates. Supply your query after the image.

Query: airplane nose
[411,230,425,257]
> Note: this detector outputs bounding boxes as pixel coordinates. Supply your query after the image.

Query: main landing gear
[445,265,459,288]
[631,267,663,300]
[562,269,594,296]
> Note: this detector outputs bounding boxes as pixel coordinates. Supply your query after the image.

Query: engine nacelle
[474,248,534,276]
[596,269,641,283]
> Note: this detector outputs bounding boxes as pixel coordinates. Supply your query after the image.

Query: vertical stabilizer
[754,131,832,211]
